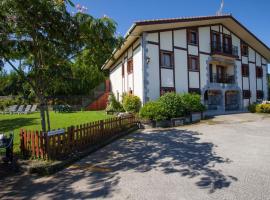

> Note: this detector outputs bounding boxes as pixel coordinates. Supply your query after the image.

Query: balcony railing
[210,73,235,84]
[211,42,238,57]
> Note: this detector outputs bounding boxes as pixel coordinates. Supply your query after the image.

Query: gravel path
[1,113,270,200]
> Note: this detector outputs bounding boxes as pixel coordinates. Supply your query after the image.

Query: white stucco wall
[188,45,198,56]
[161,68,174,87]
[248,48,255,63]
[242,56,248,64]
[232,34,241,57]
[242,77,249,90]
[146,43,160,101]
[257,79,263,90]
[160,31,173,51]
[174,49,188,93]
[110,63,122,101]
[133,45,143,101]
[236,60,242,90]
[211,25,219,32]
[174,29,187,48]
[146,33,158,43]
[249,63,256,103]
[200,54,209,88]
[199,27,210,53]
[222,27,230,35]
[189,72,200,88]
[256,53,262,66]
[263,64,268,99]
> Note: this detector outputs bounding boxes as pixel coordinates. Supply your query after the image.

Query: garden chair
[15,105,25,114]
[9,105,18,114]
[30,104,37,113]
[23,105,32,114]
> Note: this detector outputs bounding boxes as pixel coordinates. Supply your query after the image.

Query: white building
[102,15,270,114]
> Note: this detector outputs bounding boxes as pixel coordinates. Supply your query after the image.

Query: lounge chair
[15,105,25,114]
[9,105,18,114]
[23,105,32,114]
[30,104,37,113]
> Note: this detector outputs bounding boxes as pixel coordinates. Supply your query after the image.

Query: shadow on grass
[0,117,39,132]
[0,129,237,199]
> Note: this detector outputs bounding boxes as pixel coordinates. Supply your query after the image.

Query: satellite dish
[216,0,224,16]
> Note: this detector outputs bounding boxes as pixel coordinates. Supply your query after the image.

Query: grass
[0,111,113,153]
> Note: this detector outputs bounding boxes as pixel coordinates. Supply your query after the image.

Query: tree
[0,0,81,132]
[0,0,122,132]
[71,13,123,95]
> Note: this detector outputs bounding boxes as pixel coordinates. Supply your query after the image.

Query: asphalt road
[1,113,270,200]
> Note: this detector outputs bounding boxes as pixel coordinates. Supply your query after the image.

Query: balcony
[210,73,235,84]
[211,42,238,58]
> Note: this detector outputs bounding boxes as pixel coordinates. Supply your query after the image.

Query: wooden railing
[20,116,138,160]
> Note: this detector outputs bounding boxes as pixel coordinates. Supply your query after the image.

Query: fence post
[69,126,74,152]
[45,132,49,160]
[20,129,25,158]
[100,120,104,138]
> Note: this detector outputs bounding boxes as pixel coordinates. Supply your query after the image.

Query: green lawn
[0,111,113,153]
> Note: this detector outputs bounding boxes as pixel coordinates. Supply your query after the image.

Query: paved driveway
[1,113,270,200]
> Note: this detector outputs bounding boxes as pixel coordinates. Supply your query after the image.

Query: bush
[123,94,141,113]
[0,97,22,111]
[255,104,270,113]
[139,101,166,121]
[158,92,184,119]
[181,93,206,115]
[105,93,124,113]
[248,103,257,113]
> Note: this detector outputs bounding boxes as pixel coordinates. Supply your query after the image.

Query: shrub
[181,93,206,115]
[0,97,22,111]
[255,104,270,113]
[248,103,257,113]
[106,93,124,113]
[139,101,166,121]
[123,94,141,113]
[158,92,184,119]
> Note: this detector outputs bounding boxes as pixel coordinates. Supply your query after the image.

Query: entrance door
[225,91,239,111]
[216,65,225,83]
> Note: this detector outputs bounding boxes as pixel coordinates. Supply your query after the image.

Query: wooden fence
[20,115,138,160]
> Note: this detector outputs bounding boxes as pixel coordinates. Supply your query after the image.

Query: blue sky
[69,0,270,71]
[4,0,270,71]
[69,0,270,44]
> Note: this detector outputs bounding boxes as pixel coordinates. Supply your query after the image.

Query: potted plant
[182,93,206,123]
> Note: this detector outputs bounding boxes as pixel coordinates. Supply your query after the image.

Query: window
[160,87,175,95]
[122,64,125,77]
[160,51,173,68]
[188,56,199,71]
[256,66,263,78]
[257,90,264,99]
[189,88,201,95]
[242,64,249,77]
[241,42,248,56]
[127,59,133,74]
[243,90,251,99]
[211,31,220,50]
[223,35,232,53]
[188,29,198,45]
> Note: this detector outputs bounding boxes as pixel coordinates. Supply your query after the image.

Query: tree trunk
[39,102,47,132]
[45,102,51,131]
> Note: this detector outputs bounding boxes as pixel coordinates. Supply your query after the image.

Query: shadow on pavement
[0,128,237,199]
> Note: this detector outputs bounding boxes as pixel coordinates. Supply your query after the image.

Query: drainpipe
[141,32,147,105]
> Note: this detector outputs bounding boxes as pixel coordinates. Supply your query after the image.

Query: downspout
[141,32,147,105]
